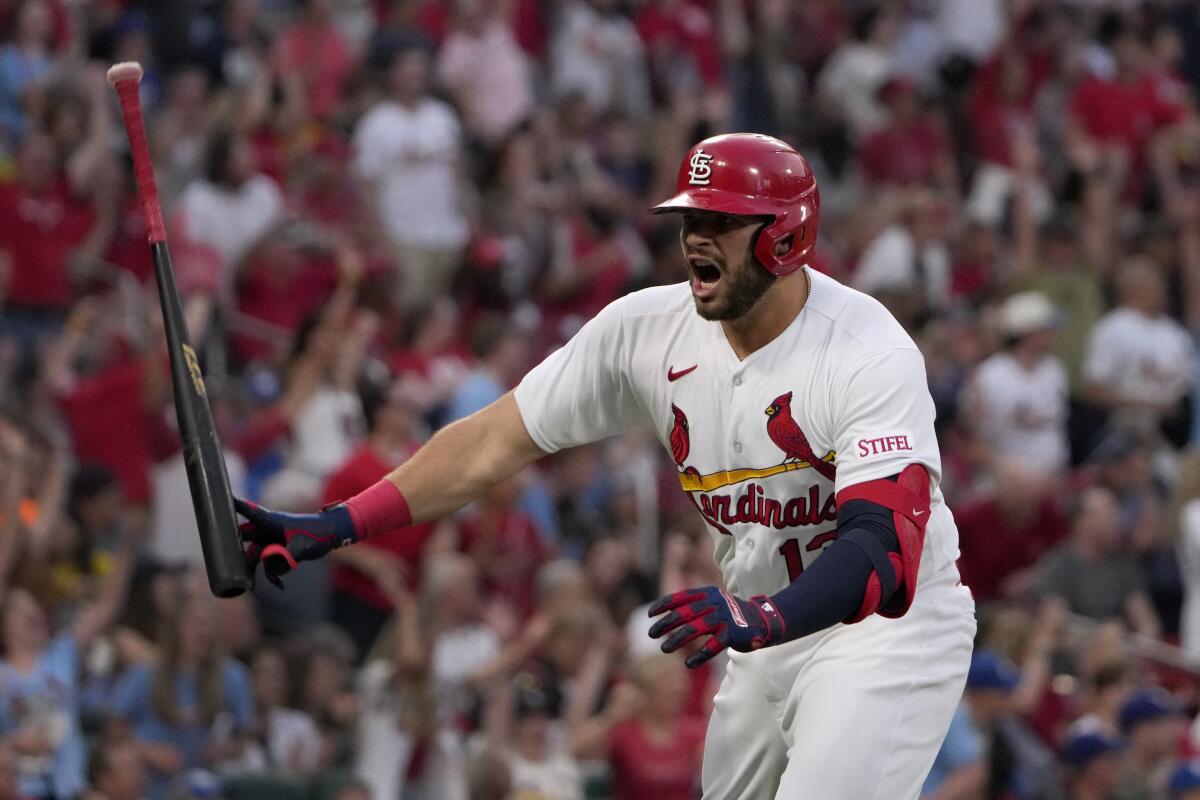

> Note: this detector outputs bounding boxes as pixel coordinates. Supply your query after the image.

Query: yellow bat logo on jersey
[676,456,836,493]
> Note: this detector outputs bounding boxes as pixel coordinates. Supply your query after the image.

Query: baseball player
[236,133,976,799]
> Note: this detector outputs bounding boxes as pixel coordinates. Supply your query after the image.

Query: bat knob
[106,62,144,88]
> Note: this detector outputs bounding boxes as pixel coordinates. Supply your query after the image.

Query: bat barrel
[151,244,251,597]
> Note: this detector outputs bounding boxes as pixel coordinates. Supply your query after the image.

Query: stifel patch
[855,431,914,461]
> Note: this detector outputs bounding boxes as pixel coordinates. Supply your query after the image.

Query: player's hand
[235,498,358,588]
[648,585,785,668]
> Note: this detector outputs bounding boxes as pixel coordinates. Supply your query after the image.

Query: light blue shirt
[0,45,53,146]
[109,660,254,800]
[0,634,86,798]
[922,702,982,797]
[444,370,504,424]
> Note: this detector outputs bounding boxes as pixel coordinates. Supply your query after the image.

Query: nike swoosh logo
[668,364,698,382]
[913,509,926,517]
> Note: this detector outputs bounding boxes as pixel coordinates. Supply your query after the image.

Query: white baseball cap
[1000,292,1060,338]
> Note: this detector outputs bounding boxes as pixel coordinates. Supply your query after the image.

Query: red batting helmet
[651,133,819,277]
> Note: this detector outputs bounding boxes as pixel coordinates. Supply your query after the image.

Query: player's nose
[682,218,718,247]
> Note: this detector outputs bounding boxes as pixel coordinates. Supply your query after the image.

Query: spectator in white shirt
[854,188,951,327]
[176,127,285,298]
[550,0,651,120]
[963,292,1069,476]
[1083,259,1194,444]
[816,5,902,141]
[354,41,469,311]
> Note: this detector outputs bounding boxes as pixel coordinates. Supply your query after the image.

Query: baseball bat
[107,62,252,598]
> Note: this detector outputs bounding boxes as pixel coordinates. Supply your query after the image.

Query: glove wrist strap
[344,479,412,540]
[750,595,787,645]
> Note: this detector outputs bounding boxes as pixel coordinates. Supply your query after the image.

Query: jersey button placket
[732,375,745,455]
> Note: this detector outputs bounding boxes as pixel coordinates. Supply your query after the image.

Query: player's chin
[691,292,731,321]
[690,275,730,319]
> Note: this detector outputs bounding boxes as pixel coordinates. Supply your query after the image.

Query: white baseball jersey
[1083,307,1193,405]
[967,352,1069,472]
[515,269,960,599]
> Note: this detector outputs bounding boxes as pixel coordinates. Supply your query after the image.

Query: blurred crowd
[6,0,1200,798]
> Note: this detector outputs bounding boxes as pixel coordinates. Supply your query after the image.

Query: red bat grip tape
[112,78,166,244]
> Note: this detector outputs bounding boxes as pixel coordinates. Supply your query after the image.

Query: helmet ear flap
[754,202,817,276]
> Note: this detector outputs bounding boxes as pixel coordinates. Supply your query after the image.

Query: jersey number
[778,530,838,582]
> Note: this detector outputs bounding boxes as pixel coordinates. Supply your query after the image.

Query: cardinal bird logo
[670,404,690,468]
[765,392,836,482]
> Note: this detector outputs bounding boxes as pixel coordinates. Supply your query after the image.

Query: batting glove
[648,585,786,668]
[235,498,358,589]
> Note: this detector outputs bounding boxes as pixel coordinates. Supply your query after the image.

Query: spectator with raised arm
[0,485,137,800]
[258,254,375,513]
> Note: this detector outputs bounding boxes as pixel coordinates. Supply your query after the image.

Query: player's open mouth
[688,257,722,299]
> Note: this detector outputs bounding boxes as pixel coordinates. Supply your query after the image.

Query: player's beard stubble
[691,251,777,322]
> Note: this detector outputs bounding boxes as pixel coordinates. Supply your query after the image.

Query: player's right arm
[236,393,545,586]
[385,392,546,520]
[237,297,641,587]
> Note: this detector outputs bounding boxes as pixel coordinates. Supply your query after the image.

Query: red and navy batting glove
[235,498,358,589]
[648,585,786,668]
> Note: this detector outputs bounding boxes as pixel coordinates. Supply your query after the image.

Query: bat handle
[107,62,166,244]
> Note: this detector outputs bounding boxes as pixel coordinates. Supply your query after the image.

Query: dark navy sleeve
[766,486,901,641]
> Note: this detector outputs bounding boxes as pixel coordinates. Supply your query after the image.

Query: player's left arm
[650,348,939,668]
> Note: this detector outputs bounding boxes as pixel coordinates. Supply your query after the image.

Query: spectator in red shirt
[635,0,723,104]
[322,376,437,657]
[572,652,705,800]
[231,225,339,365]
[274,0,357,122]
[1067,21,1185,196]
[858,76,954,190]
[386,296,471,416]
[955,460,1068,603]
[103,162,154,286]
[459,476,551,621]
[967,37,1052,169]
[539,201,645,340]
[0,132,104,348]
[43,298,160,505]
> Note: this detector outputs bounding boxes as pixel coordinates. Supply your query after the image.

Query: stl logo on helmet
[688,148,714,185]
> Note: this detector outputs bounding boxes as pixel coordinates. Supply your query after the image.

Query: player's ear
[774,234,793,257]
